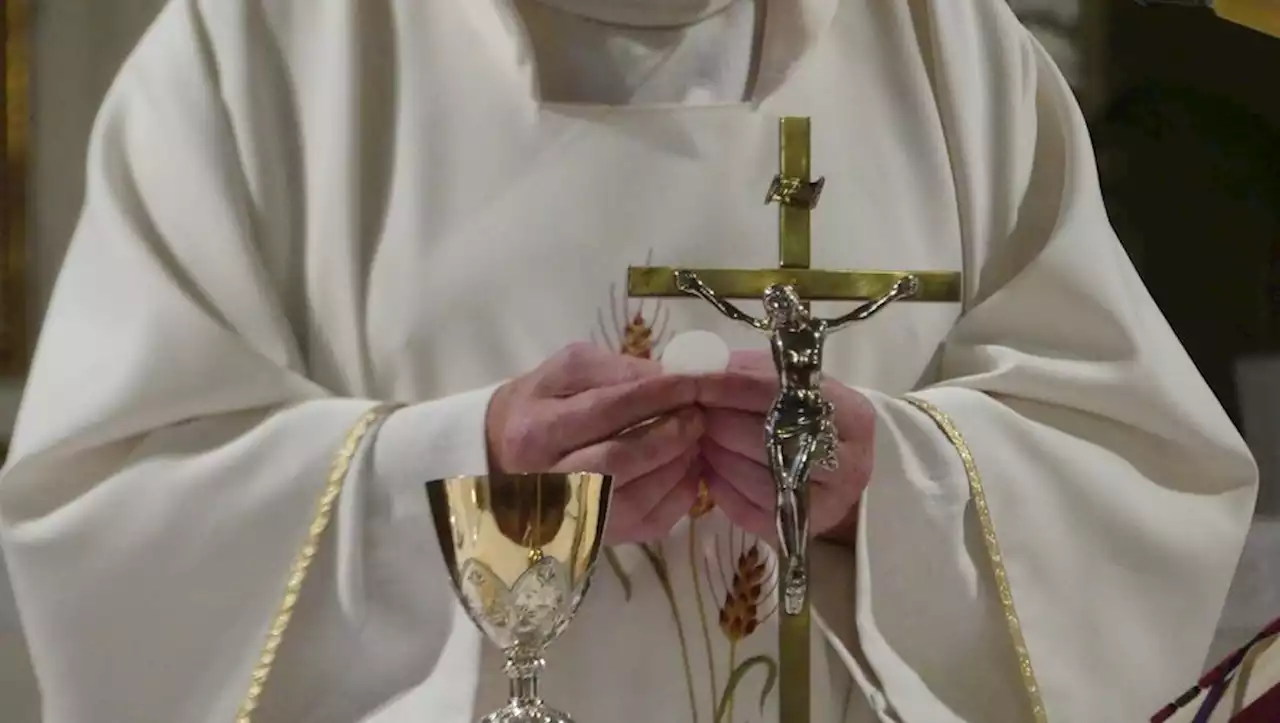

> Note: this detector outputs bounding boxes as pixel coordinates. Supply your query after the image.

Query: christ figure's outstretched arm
[824,274,921,332]
[674,270,771,331]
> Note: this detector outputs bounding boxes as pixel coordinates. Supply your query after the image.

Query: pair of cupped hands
[485,343,876,546]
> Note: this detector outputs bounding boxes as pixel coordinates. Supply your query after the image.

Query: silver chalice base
[484,706,572,723]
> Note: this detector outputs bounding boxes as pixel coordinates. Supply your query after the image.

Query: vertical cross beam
[777,117,815,270]
[774,117,814,723]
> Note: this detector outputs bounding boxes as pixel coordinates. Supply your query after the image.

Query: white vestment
[0,1,1258,722]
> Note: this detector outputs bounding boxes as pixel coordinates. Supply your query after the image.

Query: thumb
[537,342,662,396]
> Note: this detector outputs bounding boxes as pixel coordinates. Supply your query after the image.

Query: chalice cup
[426,472,613,723]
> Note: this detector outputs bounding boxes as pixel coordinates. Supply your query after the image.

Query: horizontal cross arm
[627,266,963,302]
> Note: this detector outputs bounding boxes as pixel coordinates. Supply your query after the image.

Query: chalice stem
[504,651,546,708]
[486,650,575,723]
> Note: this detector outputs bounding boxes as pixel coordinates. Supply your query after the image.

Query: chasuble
[0,1,1257,722]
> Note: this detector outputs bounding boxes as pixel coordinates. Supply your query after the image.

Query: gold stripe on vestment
[903,396,1048,723]
[236,404,402,723]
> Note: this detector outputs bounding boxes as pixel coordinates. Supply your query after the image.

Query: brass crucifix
[628,117,963,723]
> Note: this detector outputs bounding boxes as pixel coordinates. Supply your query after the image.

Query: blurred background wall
[1,2,167,718]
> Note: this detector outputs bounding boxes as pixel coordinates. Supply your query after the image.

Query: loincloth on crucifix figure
[0,1,1257,723]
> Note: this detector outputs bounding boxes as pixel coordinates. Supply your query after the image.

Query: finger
[697,370,778,414]
[728,349,774,374]
[552,408,702,480]
[541,376,699,458]
[705,427,854,530]
[704,408,841,485]
[606,470,700,545]
[811,455,873,530]
[703,358,874,442]
[640,472,701,534]
[612,446,698,518]
[702,441,776,513]
[821,383,876,484]
[823,380,877,442]
[704,409,767,465]
[536,342,663,396]
[809,488,857,536]
[706,473,775,540]
[826,442,872,491]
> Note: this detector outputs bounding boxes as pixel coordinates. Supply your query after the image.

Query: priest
[0,0,1258,722]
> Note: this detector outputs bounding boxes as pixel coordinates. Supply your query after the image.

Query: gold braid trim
[902,396,1048,723]
[235,404,403,723]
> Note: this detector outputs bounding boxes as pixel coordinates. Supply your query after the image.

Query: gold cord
[235,404,402,722]
[903,396,1048,723]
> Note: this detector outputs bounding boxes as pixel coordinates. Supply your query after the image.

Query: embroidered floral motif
[594,253,671,360]
[707,529,779,723]
[690,481,716,519]
[711,533,777,643]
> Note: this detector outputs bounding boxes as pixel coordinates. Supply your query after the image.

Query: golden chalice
[426,473,612,723]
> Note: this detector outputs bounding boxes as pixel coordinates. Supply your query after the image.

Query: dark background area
[1094,3,1280,425]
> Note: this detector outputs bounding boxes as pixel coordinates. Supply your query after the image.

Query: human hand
[486,343,704,545]
[695,350,874,543]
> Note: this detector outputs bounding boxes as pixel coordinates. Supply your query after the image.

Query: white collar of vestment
[465,0,839,109]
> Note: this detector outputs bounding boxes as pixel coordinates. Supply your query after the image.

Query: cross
[627,117,963,723]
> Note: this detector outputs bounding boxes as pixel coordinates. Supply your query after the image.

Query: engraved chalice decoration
[427,473,613,723]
